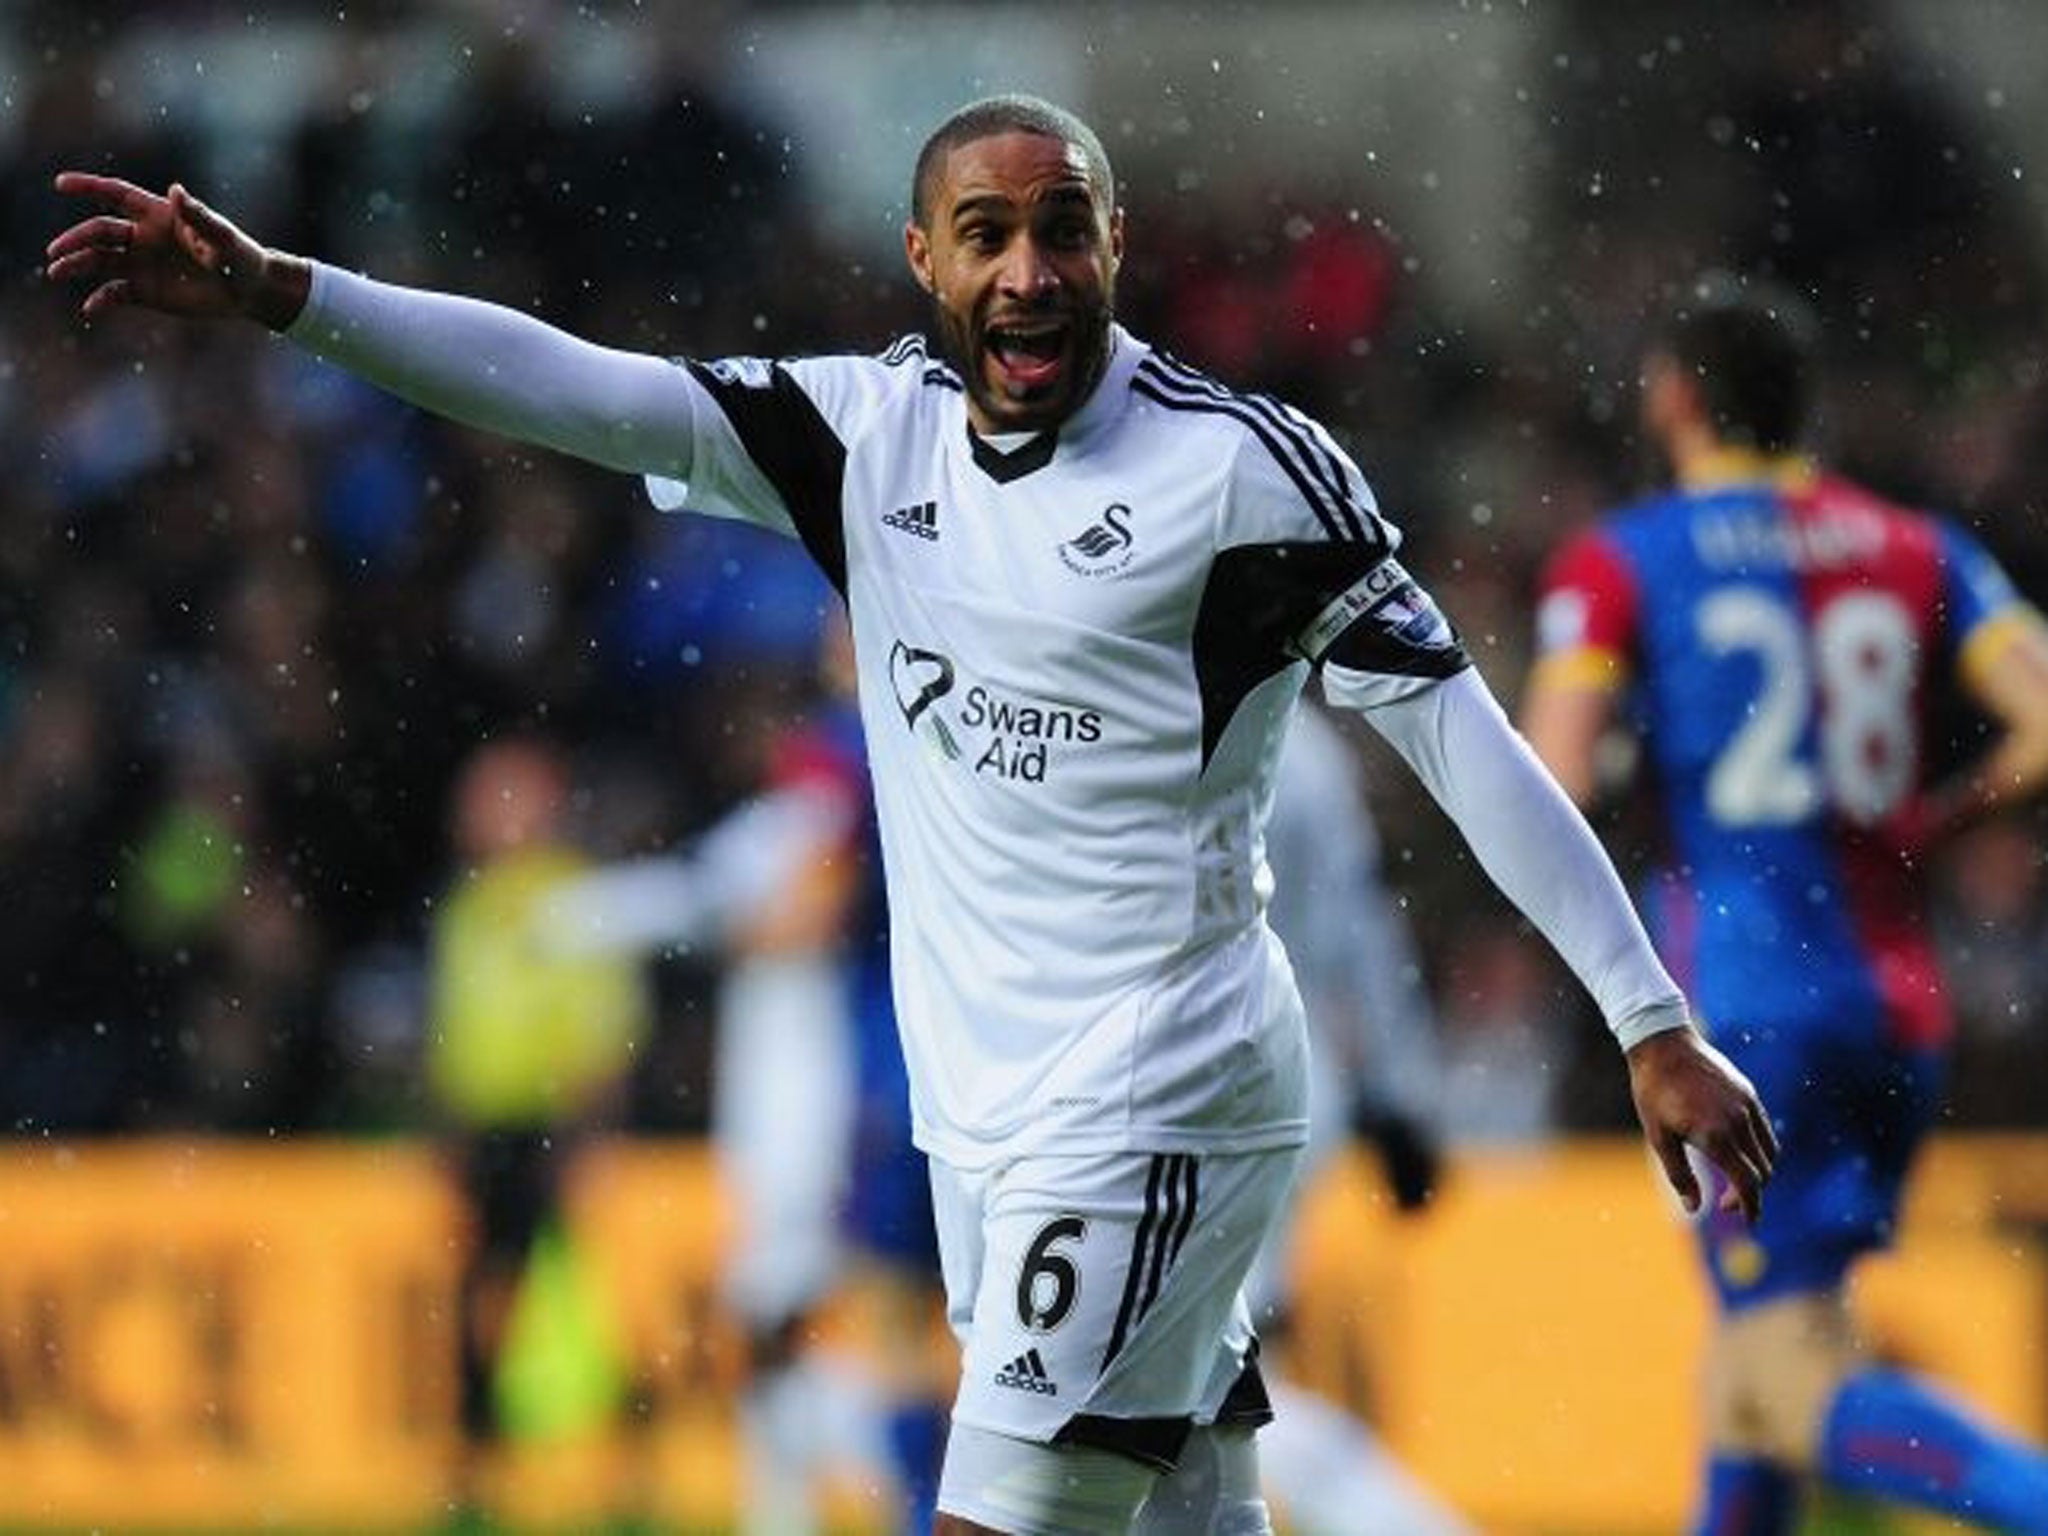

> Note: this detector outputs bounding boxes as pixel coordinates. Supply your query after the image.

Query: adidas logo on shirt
[884,499,940,540]
[993,1347,1058,1396]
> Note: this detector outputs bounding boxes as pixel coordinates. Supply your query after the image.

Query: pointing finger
[53,171,162,218]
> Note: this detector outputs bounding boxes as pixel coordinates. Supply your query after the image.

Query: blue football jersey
[1537,465,2029,1050]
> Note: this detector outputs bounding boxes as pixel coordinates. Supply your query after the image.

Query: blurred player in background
[551,615,948,1535]
[1522,276,2048,1535]
[427,736,647,1504]
[49,95,1775,1532]
[1251,700,1471,1536]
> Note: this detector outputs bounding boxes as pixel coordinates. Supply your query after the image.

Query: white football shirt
[645,326,1470,1169]
[288,261,1692,1177]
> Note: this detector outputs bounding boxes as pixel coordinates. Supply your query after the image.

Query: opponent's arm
[545,786,855,959]
[1925,617,2048,837]
[46,173,696,478]
[1518,666,1618,811]
[1361,667,1778,1220]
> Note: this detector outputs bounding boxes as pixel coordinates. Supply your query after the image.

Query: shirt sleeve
[289,261,699,478]
[1359,666,1691,1051]
[1530,527,1639,691]
[1203,404,1471,714]
[1938,520,2048,689]
[644,349,915,594]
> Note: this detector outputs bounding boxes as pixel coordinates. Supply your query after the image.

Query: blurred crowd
[5,0,2047,1141]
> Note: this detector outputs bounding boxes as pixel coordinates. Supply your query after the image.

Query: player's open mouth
[986,321,1069,393]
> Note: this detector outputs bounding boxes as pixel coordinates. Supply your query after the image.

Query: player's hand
[45,173,309,329]
[1626,1024,1778,1224]
[1351,1102,1442,1213]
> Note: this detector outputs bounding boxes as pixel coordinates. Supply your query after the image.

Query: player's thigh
[937,1420,1159,1535]
[1704,1288,1865,1465]
[937,1146,1300,1460]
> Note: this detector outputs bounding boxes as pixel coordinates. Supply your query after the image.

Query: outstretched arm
[46,173,697,478]
[1357,667,1778,1221]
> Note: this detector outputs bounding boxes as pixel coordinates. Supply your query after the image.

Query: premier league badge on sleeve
[702,355,777,391]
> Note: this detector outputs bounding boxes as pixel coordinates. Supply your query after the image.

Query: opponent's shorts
[932,1144,1302,1471]
[1697,1019,1942,1312]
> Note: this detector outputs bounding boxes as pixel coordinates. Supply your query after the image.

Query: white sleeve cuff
[1608,996,1694,1052]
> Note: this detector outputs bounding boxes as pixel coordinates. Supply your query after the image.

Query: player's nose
[997,234,1059,298]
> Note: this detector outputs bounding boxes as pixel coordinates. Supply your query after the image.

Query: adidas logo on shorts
[993,1346,1058,1396]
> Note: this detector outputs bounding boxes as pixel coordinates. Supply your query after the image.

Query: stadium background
[4,0,2048,1530]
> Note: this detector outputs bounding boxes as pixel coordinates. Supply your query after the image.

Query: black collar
[967,426,1058,484]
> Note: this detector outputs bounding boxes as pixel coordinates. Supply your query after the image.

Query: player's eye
[1046,220,1093,250]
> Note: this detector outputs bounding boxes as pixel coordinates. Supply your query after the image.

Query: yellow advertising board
[0,1136,2040,1531]
[0,1141,462,1528]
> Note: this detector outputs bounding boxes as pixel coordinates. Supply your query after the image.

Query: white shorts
[932,1144,1303,1471]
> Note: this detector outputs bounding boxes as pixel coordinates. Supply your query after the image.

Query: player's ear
[1108,206,1125,272]
[904,220,935,294]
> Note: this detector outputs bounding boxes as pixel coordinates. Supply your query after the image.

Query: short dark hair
[1658,274,1819,451]
[910,94,1115,229]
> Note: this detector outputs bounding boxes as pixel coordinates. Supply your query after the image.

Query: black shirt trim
[1194,542,1386,764]
[684,360,850,593]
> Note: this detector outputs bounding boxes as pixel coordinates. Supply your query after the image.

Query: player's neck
[1676,442,1815,491]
